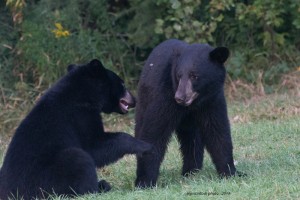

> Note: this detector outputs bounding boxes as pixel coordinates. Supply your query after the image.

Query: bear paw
[98,180,111,193]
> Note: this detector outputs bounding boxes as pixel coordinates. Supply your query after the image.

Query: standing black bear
[135,39,241,188]
[0,59,152,199]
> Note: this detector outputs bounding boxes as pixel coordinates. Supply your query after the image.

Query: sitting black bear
[0,59,152,199]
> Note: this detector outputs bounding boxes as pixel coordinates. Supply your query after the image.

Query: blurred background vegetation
[0,0,300,90]
[1,0,300,92]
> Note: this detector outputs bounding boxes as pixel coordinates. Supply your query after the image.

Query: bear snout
[119,90,136,113]
[175,93,186,105]
[174,78,199,106]
[174,93,199,106]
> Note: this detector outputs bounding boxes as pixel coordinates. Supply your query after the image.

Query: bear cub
[135,39,243,188]
[0,59,152,199]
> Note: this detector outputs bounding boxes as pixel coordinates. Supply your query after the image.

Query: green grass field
[1,93,299,200]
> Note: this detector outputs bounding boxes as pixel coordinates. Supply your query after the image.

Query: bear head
[172,44,229,107]
[66,59,135,114]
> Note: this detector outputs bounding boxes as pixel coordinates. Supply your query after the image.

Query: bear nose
[175,96,185,105]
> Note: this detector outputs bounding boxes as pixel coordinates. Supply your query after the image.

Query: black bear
[135,39,241,188]
[0,59,152,199]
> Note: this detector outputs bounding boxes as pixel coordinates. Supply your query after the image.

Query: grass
[0,90,299,200]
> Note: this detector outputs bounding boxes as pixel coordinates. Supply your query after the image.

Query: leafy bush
[2,0,300,91]
[141,0,300,90]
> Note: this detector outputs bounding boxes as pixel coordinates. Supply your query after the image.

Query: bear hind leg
[45,148,100,197]
[135,100,179,188]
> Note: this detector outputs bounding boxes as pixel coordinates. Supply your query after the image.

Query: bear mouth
[119,99,128,113]
[119,91,136,114]
[175,92,199,106]
[119,99,134,113]
[184,92,199,106]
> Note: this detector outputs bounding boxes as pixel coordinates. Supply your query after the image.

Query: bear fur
[135,39,240,188]
[0,59,152,199]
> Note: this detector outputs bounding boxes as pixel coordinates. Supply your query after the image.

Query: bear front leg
[176,115,205,176]
[201,106,237,177]
[205,135,236,177]
[88,132,153,168]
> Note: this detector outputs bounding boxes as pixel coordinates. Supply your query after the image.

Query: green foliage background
[1,0,300,91]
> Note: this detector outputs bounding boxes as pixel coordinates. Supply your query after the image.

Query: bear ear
[90,59,104,69]
[209,47,230,64]
[89,59,106,76]
[67,64,76,72]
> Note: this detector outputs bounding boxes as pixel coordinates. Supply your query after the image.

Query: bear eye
[190,73,198,80]
[177,74,182,80]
